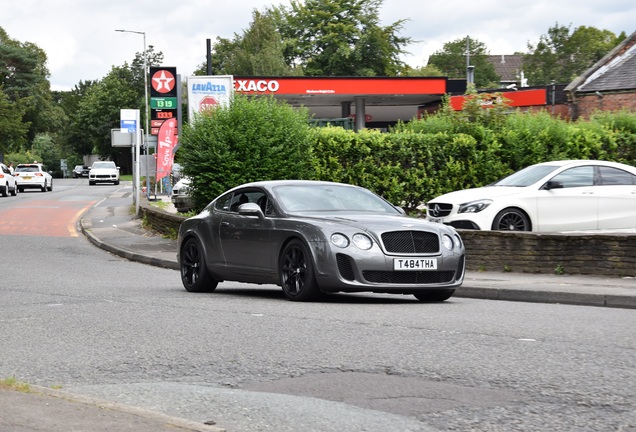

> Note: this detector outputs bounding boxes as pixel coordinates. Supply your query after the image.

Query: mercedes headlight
[458,199,492,214]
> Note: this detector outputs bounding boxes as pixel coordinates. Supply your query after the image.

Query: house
[487,54,526,89]
[565,30,636,120]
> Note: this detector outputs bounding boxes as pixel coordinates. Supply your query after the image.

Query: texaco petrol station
[232,76,467,130]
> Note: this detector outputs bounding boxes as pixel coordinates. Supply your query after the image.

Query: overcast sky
[3,0,634,91]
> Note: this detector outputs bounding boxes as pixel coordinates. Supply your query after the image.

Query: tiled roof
[487,54,524,82]
[566,30,636,93]
[579,44,636,92]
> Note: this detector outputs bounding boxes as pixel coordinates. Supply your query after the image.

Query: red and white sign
[156,118,178,180]
[234,77,447,95]
[151,70,176,94]
[199,96,219,112]
[449,89,547,110]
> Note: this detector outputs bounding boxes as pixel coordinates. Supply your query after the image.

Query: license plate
[428,217,443,224]
[393,258,438,271]
[23,176,32,180]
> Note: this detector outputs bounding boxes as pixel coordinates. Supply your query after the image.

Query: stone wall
[460,230,636,277]
[140,201,185,238]
[140,202,636,277]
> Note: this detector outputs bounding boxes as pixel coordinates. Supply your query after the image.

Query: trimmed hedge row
[310,110,636,212]
[180,94,636,213]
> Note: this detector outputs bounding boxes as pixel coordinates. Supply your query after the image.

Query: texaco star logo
[151,70,175,94]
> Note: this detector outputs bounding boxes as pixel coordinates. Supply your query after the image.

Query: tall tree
[198,10,298,76]
[0,27,54,142]
[428,36,500,88]
[0,88,29,154]
[524,24,625,85]
[278,0,411,76]
[69,66,138,159]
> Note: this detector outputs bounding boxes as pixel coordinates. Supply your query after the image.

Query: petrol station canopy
[233,76,468,127]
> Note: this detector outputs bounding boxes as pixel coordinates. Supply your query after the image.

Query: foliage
[178,94,314,211]
[0,26,54,144]
[277,0,411,76]
[523,24,624,85]
[311,106,636,213]
[428,36,500,88]
[198,0,411,77]
[587,109,636,165]
[310,126,508,212]
[31,133,61,172]
[68,66,138,161]
[0,88,29,154]
[401,64,444,77]
[196,10,299,76]
[4,150,43,166]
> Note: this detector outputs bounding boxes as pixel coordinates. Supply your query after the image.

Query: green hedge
[177,94,636,214]
[309,109,636,212]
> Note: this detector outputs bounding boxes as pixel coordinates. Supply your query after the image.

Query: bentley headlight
[442,234,454,250]
[331,233,350,248]
[352,233,373,250]
[458,199,492,214]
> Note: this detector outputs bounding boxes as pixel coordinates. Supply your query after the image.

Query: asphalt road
[1,179,634,431]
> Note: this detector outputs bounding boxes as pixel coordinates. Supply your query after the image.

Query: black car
[72,165,90,178]
[177,180,465,302]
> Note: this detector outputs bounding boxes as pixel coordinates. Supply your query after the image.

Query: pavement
[3,186,635,432]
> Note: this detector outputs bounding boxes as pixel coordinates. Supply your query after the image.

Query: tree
[197,10,298,76]
[277,0,411,76]
[55,80,99,157]
[70,66,138,160]
[428,36,500,88]
[524,24,625,85]
[0,88,29,154]
[401,64,444,77]
[0,27,54,142]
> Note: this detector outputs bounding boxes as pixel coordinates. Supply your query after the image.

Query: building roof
[487,54,524,82]
[565,30,636,93]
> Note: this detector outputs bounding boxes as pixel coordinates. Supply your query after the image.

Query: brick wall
[140,203,636,278]
[574,92,636,119]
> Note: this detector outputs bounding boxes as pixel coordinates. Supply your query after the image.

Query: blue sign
[120,119,137,133]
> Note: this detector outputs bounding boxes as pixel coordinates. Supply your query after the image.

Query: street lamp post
[116,29,151,203]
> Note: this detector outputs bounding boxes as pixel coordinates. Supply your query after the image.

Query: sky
[3,0,635,91]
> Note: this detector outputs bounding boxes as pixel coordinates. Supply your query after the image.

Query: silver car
[177,180,465,302]
[171,177,194,212]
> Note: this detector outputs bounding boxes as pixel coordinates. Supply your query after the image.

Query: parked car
[171,163,183,183]
[426,160,636,232]
[177,180,465,302]
[0,163,18,197]
[13,163,53,192]
[171,177,194,212]
[72,165,90,178]
[89,161,120,185]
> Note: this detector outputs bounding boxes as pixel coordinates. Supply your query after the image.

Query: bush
[178,94,314,211]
